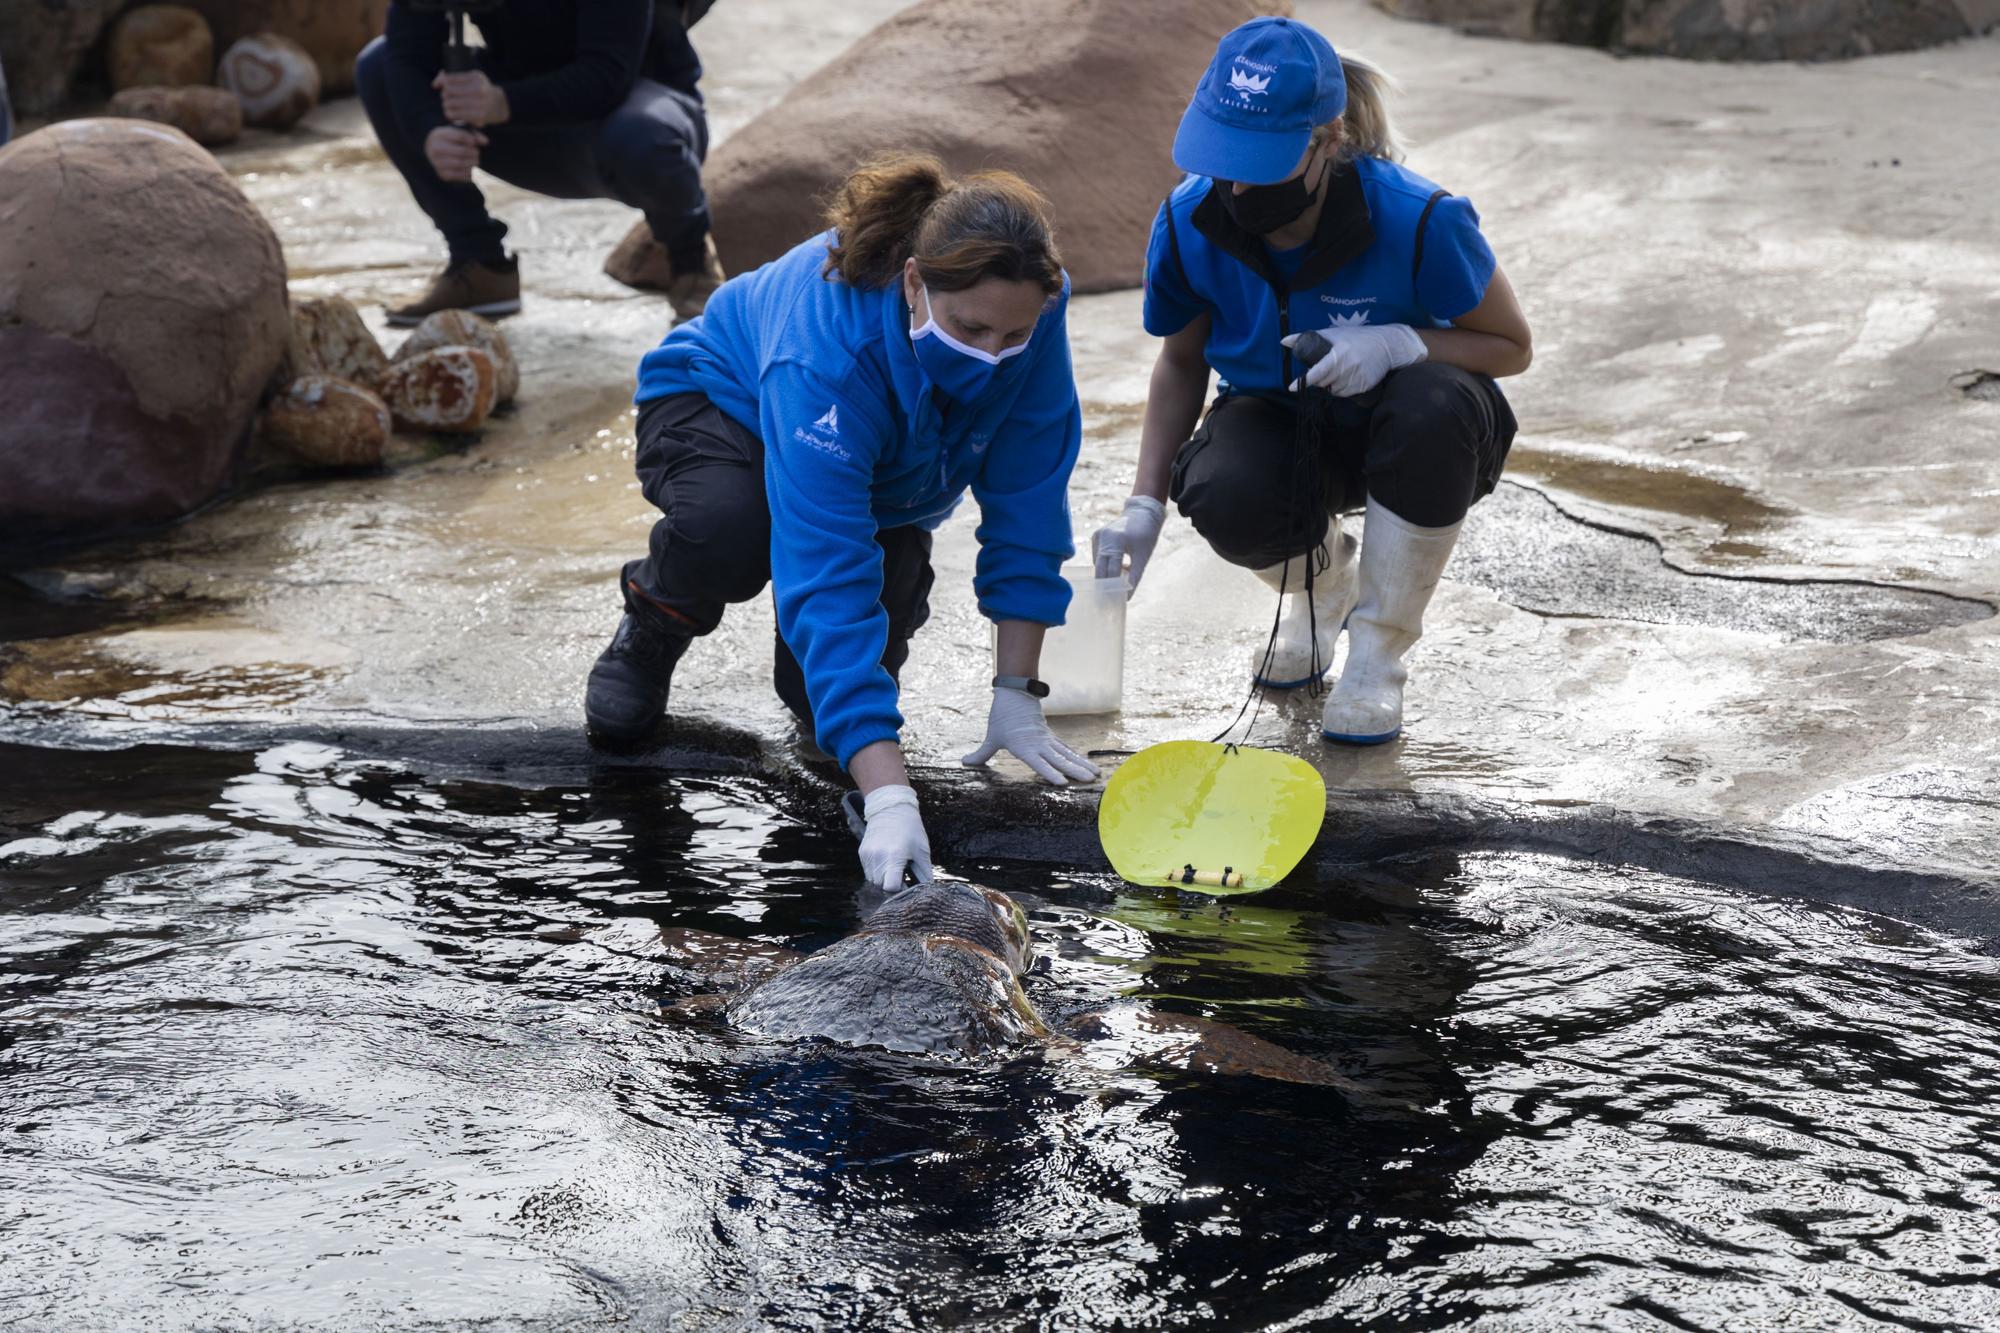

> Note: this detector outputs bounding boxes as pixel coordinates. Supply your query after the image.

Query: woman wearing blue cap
[1093,16,1533,745]
[583,153,1099,892]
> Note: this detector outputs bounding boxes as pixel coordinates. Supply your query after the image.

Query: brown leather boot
[665,235,727,321]
[386,256,521,327]
[604,227,726,321]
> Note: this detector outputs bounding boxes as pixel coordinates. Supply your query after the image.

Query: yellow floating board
[1096,741,1327,894]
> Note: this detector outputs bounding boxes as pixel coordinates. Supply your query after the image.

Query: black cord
[1210,334,1328,745]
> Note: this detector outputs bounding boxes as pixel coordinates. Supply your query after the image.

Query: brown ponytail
[822,151,1064,296]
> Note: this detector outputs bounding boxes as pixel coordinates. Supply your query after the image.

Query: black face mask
[1220,155,1327,235]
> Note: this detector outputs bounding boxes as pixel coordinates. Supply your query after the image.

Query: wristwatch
[992,674,1051,698]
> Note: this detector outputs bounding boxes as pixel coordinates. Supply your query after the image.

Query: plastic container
[996,563,1125,716]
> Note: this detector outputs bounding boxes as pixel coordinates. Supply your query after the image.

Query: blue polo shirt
[1143,154,1496,395]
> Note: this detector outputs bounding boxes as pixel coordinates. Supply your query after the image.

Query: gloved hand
[854,784,932,893]
[1283,323,1427,397]
[962,686,1101,786]
[1091,495,1166,597]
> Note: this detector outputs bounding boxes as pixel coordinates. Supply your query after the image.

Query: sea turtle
[572,876,1363,1090]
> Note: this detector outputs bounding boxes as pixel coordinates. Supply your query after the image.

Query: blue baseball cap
[1173,17,1347,186]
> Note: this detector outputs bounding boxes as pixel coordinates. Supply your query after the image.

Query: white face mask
[910,286,1031,401]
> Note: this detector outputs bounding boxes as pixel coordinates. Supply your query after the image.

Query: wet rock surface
[0,118,287,547]
[1374,0,2000,59]
[2,0,1999,898]
[1454,482,1992,641]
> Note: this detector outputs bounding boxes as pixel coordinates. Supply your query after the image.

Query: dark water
[3,743,1997,1331]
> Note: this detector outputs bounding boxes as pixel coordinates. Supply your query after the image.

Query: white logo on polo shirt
[813,404,839,433]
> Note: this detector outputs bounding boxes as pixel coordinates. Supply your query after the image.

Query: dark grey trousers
[1170,361,1516,568]
[353,37,709,265]
[620,392,935,730]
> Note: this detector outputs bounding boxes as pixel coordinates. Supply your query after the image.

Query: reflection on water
[2,742,1996,1329]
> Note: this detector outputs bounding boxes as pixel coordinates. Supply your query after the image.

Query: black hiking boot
[584,610,692,746]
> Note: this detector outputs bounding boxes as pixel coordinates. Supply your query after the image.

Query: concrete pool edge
[7,716,1996,949]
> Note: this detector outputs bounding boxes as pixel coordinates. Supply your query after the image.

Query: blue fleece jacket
[634,230,1082,768]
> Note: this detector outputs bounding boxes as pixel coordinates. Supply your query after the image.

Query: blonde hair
[1320,51,1405,164]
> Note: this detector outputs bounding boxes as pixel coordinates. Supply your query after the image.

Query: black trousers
[620,393,935,731]
[354,37,710,266]
[1170,362,1516,569]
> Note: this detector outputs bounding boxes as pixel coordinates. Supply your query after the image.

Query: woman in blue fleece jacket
[586,153,1098,892]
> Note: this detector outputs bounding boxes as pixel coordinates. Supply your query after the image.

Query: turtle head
[861,878,1034,976]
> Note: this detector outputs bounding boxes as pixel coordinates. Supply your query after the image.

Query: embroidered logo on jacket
[794,402,851,461]
[1227,66,1271,97]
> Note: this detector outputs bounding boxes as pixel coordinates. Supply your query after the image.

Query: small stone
[392,309,518,405]
[107,5,216,92]
[180,0,389,97]
[260,375,390,467]
[379,346,498,434]
[108,85,243,147]
[286,295,388,388]
[217,32,320,131]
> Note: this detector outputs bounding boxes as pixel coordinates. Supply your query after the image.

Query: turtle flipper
[1062,1001,1380,1096]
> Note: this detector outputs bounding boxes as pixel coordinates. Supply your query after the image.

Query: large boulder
[107,5,216,91]
[181,0,390,96]
[0,0,124,116]
[1370,0,2000,60]
[0,120,289,548]
[108,85,243,146]
[663,0,1287,295]
[217,32,322,131]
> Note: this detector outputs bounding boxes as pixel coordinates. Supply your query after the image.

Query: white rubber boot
[1321,499,1462,744]
[1249,522,1359,689]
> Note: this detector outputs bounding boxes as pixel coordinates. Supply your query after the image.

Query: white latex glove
[856,784,932,893]
[1283,323,1427,397]
[962,686,1101,786]
[1091,495,1166,597]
